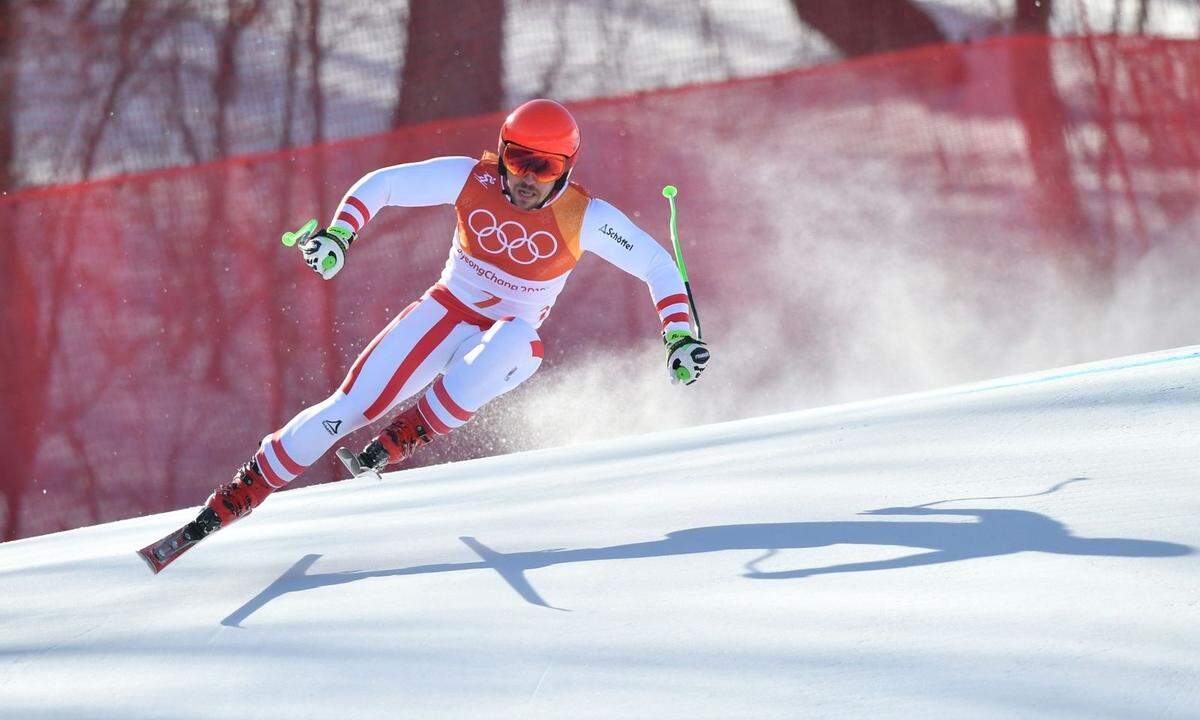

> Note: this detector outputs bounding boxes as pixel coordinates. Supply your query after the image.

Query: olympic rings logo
[467,209,559,265]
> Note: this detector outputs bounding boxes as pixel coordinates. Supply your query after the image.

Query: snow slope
[1,348,1198,719]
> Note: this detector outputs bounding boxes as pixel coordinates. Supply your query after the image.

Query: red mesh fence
[2,34,1199,540]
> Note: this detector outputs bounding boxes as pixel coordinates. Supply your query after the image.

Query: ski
[136,509,218,574]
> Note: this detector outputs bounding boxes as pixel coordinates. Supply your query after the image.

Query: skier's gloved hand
[664,330,709,386]
[299,226,355,280]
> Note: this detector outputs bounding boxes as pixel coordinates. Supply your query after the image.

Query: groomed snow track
[1,347,1197,719]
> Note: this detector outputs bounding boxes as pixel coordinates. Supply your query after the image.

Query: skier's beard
[507,175,553,209]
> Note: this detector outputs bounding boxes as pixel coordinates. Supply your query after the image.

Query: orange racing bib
[453,153,590,282]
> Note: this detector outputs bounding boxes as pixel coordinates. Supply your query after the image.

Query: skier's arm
[580,198,692,333]
[295,156,475,280]
[330,156,477,236]
[580,198,710,385]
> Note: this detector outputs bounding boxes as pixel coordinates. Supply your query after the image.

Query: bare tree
[0,203,78,540]
[202,0,267,386]
[393,0,504,126]
[75,1,189,180]
[1014,0,1053,33]
[1009,1,1096,261]
[0,3,23,538]
[259,0,310,430]
[0,253,40,540]
[790,0,946,57]
[0,2,17,193]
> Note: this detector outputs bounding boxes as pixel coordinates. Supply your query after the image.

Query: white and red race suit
[250,153,692,489]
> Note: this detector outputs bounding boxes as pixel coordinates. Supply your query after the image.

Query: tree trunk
[1009,1,1095,259]
[790,0,946,57]
[394,0,505,126]
[1015,0,1054,33]
[0,2,17,192]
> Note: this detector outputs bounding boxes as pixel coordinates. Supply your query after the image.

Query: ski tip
[136,547,164,575]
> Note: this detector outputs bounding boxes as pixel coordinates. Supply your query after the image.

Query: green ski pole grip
[282,218,318,247]
[662,186,685,281]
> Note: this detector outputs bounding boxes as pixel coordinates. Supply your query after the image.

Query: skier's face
[506,171,555,210]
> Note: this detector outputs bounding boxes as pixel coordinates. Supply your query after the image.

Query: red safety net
[2,34,1198,540]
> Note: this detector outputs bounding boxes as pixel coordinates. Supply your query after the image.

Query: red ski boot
[137,458,277,573]
[204,458,277,529]
[337,405,433,479]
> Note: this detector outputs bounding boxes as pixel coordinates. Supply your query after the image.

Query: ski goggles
[501,142,570,183]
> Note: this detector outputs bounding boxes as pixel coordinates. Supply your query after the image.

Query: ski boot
[138,458,275,573]
[204,458,276,528]
[337,405,432,480]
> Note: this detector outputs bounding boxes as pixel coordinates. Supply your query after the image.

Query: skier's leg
[203,297,476,529]
[422,316,544,434]
[261,297,476,475]
[355,317,544,470]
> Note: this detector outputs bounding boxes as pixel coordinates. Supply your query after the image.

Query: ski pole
[661,185,702,340]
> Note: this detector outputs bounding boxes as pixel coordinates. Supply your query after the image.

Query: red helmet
[498,99,580,172]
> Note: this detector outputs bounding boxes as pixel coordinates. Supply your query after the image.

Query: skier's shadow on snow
[221,478,1193,625]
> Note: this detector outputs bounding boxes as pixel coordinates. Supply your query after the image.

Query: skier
[140,99,709,571]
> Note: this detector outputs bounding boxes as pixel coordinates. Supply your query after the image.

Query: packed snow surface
[1,347,1198,719]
